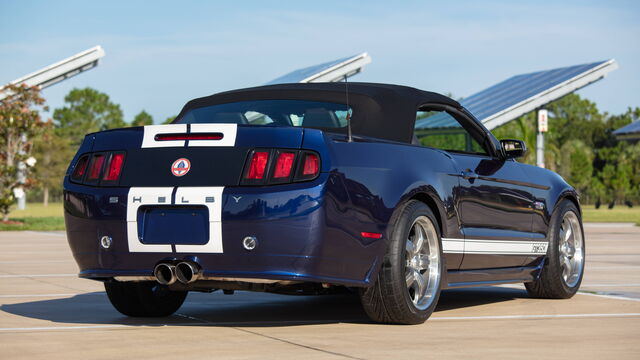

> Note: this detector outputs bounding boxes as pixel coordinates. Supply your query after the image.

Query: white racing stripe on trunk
[141,123,238,148]
[126,187,225,253]
[141,124,187,148]
[127,187,174,253]
[174,187,224,253]
[189,123,237,147]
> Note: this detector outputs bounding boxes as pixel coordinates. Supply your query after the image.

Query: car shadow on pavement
[1,286,530,327]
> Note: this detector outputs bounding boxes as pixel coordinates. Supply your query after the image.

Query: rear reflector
[273,152,295,178]
[155,133,223,141]
[72,155,90,180]
[103,153,125,181]
[246,151,269,179]
[87,154,106,180]
[302,153,319,176]
[361,232,383,239]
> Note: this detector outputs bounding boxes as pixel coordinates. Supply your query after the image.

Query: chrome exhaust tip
[175,261,201,284]
[154,263,176,285]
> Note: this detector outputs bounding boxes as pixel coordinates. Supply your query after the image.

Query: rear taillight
[86,154,106,181]
[71,155,90,180]
[246,151,269,179]
[302,153,319,176]
[241,149,320,186]
[69,151,126,185]
[273,152,295,179]
[103,153,125,181]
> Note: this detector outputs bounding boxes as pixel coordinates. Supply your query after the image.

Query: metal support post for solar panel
[17,134,27,210]
[536,109,548,168]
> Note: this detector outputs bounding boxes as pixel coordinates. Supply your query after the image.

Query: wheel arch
[408,192,444,236]
[553,189,582,217]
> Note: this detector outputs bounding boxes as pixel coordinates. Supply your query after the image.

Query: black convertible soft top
[176,82,461,143]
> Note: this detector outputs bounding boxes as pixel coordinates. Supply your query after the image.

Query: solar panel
[613,120,640,135]
[416,59,618,130]
[266,53,371,85]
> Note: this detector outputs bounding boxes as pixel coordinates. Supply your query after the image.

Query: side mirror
[500,139,527,159]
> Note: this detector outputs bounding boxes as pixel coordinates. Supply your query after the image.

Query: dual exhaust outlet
[154,261,201,285]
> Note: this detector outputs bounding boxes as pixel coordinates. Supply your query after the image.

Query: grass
[0,203,64,231]
[7,202,63,217]
[0,202,638,231]
[581,204,640,224]
[0,217,65,231]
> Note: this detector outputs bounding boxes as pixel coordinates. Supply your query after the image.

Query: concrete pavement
[0,224,638,359]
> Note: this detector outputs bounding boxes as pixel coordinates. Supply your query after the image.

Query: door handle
[461,169,478,180]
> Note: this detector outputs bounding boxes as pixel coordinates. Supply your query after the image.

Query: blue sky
[1,0,639,123]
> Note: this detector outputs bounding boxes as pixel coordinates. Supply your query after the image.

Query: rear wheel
[360,200,443,324]
[104,281,187,317]
[525,200,585,298]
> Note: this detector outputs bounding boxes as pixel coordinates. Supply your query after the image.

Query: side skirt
[444,262,544,289]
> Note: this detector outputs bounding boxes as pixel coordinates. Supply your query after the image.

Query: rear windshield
[175,100,351,128]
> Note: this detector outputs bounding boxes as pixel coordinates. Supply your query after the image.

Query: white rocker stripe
[441,238,548,255]
[441,238,464,254]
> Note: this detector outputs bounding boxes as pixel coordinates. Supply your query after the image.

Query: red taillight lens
[87,154,106,180]
[246,151,269,179]
[302,153,319,176]
[361,232,383,239]
[273,152,295,179]
[103,153,125,181]
[72,155,89,180]
[155,133,223,141]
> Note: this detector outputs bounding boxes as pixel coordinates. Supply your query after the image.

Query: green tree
[131,110,153,126]
[31,128,73,206]
[0,84,49,221]
[163,115,176,124]
[491,94,640,205]
[54,88,125,146]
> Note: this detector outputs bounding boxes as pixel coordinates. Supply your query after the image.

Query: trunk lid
[87,124,304,187]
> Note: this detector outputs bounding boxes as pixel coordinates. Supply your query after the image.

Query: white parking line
[580,283,640,287]
[0,323,196,332]
[0,293,104,298]
[0,313,638,332]
[578,291,640,302]
[0,260,69,264]
[25,231,66,237]
[0,274,76,278]
[429,313,640,321]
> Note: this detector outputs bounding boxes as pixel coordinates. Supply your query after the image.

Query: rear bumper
[64,174,385,287]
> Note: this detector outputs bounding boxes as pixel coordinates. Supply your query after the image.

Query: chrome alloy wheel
[558,211,585,288]
[405,216,441,310]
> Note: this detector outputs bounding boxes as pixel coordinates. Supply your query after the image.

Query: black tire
[525,200,585,299]
[104,281,188,317]
[360,200,444,324]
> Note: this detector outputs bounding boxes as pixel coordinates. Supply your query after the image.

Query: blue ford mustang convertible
[64,83,585,324]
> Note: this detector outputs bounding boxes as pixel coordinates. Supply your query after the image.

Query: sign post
[536,109,548,168]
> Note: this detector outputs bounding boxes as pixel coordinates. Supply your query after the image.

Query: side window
[414,109,487,155]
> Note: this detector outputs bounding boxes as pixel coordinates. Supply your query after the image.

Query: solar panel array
[416,60,612,130]
[266,55,358,85]
[613,120,640,135]
[462,61,609,122]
